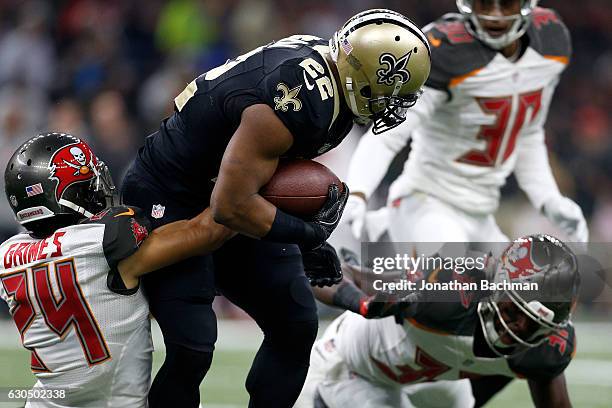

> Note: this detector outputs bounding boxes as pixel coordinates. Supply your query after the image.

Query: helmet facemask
[456,0,539,50]
[478,293,559,357]
[368,93,420,134]
[59,160,116,219]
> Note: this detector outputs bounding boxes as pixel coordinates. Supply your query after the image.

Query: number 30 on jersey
[457,89,543,167]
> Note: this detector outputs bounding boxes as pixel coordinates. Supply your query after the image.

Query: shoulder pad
[424,13,475,45]
[422,14,496,91]
[84,206,135,223]
[509,323,576,381]
[527,8,571,62]
[82,206,150,269]
[264,49,336,150]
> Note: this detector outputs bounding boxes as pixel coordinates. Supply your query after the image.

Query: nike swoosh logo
[114,208,135,217]
[303,71,315,90]
[427,33,442,48]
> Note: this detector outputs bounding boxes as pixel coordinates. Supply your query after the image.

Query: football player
[0,133,233,407]
[120,9,432,407]
[342,1,588,247]
[298,235,580,408]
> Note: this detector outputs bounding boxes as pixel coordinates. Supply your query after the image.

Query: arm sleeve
[509,325,576,382]
[514,8,572,210]
[513,78,563,210]
[514,129,562,210]
[347,87,446,199]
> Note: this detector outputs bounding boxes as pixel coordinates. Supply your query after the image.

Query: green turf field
[1,320,611,407]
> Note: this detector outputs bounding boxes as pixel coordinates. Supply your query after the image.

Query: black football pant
[122,164,318,408]
[214,235,319,407]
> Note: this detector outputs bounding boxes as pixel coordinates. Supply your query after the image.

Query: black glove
[359,288,424,324]
[393,291,425,324]
[359,291,401,319]
[305,183,349,248]
[301,242,343,287]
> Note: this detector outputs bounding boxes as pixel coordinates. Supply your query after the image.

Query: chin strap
[392,79,403,96]
[344,77,360,117]
[58,198,94,218]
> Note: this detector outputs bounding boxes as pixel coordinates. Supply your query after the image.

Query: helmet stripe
[339,9,430,55]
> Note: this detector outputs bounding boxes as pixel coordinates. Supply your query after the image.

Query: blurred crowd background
[0,0,610,318]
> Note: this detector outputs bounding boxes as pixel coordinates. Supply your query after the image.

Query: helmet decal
[48,140,99,201]
[502,239,545,280]
[376,49,415,86]
[340,37,354,55]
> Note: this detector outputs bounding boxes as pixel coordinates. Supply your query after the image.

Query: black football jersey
[137,35,354,205]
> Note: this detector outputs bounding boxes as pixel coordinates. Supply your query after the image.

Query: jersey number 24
[1,259,111,370]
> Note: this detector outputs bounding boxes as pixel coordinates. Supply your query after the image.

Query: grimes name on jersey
[372,279,539,292]
[3,231,66,269]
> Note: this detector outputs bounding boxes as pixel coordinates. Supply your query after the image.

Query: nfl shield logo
[151,204,166,219]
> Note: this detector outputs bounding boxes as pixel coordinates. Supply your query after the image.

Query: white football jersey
[348,8,570,215]
[312,260,575,392]
[320,305,574,390]
[338,314,515,386]
[0,207,151,408]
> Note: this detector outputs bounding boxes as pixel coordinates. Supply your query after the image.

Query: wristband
[332,281,365,314]
[263,209,324,248]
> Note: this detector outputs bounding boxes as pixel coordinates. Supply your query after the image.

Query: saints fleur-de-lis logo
[274,83,302,112]
[376,49,415,86]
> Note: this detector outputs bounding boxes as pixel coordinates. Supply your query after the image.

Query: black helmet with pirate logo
[4,132,115,237]
[477,234,580,357]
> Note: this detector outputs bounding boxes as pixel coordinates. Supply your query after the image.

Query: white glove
[364,207,390,242]
[340,194,367,239]
[542,196,589,243]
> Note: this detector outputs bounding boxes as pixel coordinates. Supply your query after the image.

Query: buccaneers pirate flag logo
[502,239,545,280]
[48,140,99,200]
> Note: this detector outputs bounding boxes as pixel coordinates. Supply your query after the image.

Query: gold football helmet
[330,9,431,134]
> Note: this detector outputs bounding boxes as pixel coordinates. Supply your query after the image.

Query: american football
[260,159,344,217]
